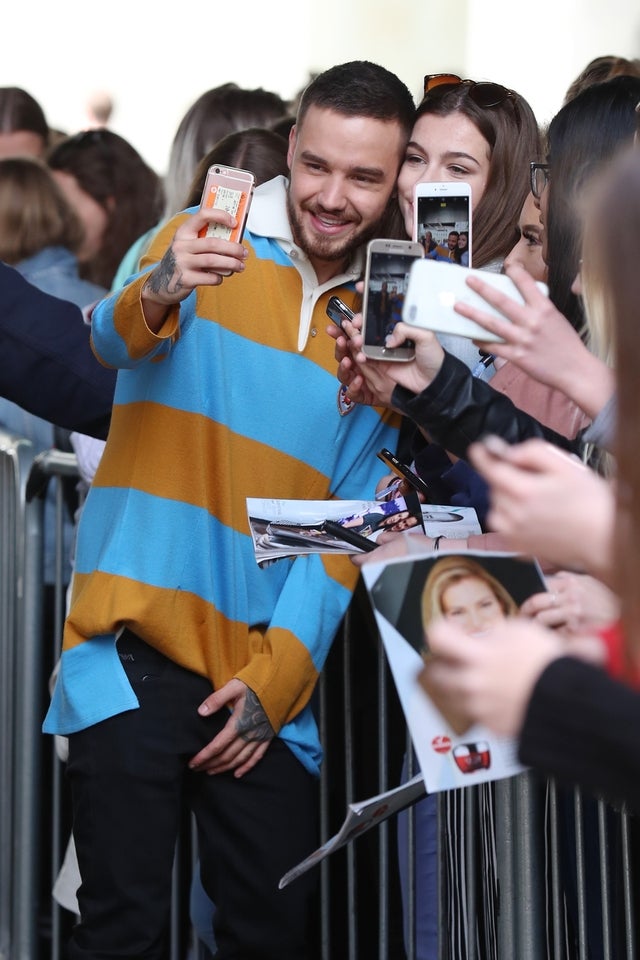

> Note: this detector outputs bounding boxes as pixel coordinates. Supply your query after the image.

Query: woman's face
[440,575,506,635]
[397,112,492,238]
[503,191,546,282]
[51,169,109,262]
[533,177,551,266]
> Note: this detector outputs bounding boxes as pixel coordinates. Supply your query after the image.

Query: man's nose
[318,176,348,211]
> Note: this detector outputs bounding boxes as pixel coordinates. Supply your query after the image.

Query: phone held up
[326,295,355,333]
[198,165,255,243]
[414,181,472,267]
[361,238,424,361]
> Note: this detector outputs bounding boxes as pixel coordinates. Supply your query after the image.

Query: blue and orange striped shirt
[44,177,400,774]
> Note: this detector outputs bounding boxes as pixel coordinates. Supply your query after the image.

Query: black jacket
[391,351,581,462]
[0,262,115,439]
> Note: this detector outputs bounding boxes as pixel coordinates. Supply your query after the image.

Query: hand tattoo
[237,689,275,743]
[145,248,184,296]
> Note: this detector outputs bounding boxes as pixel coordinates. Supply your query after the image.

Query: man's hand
[142,207,248,332]
[189,678,275,779]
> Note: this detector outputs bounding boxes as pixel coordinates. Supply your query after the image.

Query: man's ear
[287,124,298,170]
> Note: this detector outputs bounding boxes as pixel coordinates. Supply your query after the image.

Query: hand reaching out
[453,262,615,420]
[418,616,606,737]
[469,436,615,583]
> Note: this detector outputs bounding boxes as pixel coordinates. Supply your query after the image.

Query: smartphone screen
[416,189,472,267]
[362,240,423,361]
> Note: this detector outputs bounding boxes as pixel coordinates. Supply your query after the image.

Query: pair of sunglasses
[423,73,517,111]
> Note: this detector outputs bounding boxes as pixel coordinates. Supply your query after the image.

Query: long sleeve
[519,657,640,813]
[392,351,579,461]
[0,262,115,439]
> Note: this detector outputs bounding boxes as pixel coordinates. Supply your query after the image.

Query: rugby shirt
[44,176,400,774]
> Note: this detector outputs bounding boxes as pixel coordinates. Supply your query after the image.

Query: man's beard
[286,190,387,266]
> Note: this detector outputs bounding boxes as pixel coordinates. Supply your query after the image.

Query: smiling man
[45,62,415,960]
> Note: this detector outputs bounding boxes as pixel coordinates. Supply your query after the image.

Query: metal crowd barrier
[0,429,636,959]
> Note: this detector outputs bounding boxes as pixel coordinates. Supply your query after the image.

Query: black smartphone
[321,519,378,553]
[377,448,431,500]
[326,295,355,332]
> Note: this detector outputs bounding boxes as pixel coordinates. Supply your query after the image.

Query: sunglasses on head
[423,73,518,111]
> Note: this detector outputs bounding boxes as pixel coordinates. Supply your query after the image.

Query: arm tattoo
[144,248,185,296]
[237,688,275,743]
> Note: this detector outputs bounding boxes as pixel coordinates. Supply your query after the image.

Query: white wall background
[3,0,640,175]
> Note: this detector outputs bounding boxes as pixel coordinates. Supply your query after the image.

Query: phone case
[198,165,255,243]
[361,239,424,361]
[413,182,472,267]
[402,258,549,342]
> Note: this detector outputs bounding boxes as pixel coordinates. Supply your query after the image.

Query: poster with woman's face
[361,551,546,793]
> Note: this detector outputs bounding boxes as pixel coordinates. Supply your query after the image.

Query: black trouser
[66,631,318,959]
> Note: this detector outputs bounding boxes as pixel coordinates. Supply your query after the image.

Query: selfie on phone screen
[362,239,423,361]
[415,183,472,267]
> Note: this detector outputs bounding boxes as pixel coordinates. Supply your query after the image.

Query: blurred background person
[0,85,50,158]
[47,127,163,290]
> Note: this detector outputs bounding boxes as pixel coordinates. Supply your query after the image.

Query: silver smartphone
[361,238,424,361]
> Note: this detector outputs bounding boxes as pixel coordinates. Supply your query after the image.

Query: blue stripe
[43,636,138,734]
[248,233,294,265]
[75,487,292,623]
[112,320,397,485]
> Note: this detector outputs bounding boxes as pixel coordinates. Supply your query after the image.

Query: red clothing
[600,620,640,688]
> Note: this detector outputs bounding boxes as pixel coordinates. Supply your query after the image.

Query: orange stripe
[66,570,320,728]
[92,404,327,529]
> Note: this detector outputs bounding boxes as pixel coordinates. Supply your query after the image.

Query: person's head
[581,147,640,659]
[47,128,163,289]
[85,89,114,128]
[286,61,415,283]
[447,230,459,250]
[397,76,540,268]
[164,83,289,218]
[0,87,49,159]
[380,511,419,532]
[0,156,84,264]
[184,127,289,207]
[540,75,640,331]
[564,55,640,105]
[503,191,546,282]
[421,556,518,638]
[457,231,468,251]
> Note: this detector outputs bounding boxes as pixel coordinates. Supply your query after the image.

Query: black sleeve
[391,351,579,461]
[0,263,115,439]
[519,657,640,814]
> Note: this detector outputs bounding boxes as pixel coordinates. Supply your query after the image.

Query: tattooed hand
[188,678,276,779]
[140,206,248,333]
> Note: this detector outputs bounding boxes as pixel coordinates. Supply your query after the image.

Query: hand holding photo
[361,550,546,792]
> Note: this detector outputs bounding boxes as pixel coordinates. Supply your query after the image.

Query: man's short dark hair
[296,61,415,140]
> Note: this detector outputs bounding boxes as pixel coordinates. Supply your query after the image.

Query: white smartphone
[402,258,549,342]
[198,165,255,243]
[361,238,424,361]
[413,181,472,267]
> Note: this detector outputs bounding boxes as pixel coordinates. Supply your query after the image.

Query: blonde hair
[0,156,83,264]
[421,556,518,633]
